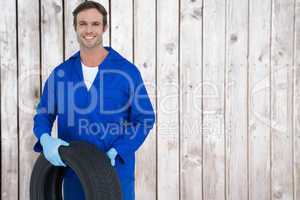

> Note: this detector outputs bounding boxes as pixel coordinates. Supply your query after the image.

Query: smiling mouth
[83,36,95,41]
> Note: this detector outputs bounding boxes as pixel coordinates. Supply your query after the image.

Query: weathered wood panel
[271,0,294,199]
[202,0,226,199]
[41,0,64,80]
[110,0,133,60]
[41,0,64,138]
[0,1,19,200]
[157,0,179,199]
[225,0,249,199]
[180,0,203,199]
[248,0,271,199]
[294,0,300,199]
[18,0,40,199]
[134,0,157,199]
[64,0,85,58]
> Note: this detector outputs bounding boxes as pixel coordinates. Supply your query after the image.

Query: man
[33,1,155,200]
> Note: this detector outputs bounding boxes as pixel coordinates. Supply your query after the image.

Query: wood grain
[294,0,300,199]
[225,0,249,199]
[157,0,179,199]
[64,0,85,58]
[0,1,19,200]
[110,0,133,60]
[18,0,40,199]
[180,0,204,199]
[248,0,272,199]
[41,0,64,138]
[271,0,294,199]
[202,0,226,199]
[134,0,157,199]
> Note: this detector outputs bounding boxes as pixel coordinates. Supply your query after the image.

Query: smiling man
[32,1,155,200]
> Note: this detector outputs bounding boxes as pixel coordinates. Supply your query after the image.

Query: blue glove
[40,133,69,167]
[106,148,118,166]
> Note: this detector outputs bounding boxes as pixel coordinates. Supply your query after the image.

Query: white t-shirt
[81,62,98,90]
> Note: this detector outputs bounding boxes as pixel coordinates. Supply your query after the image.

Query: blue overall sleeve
[111,70,155,163]
[33,70,57,152]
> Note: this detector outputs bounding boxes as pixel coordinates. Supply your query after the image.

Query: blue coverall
[33,47,155,200]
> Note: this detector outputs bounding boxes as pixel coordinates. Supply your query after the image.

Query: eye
[79,22,87,26]
[92,22,101,26]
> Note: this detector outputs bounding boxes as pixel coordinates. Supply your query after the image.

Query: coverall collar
[69,46,120,63]
[70,46,121,85]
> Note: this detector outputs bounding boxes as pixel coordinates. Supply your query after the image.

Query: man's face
[75,8,107,49]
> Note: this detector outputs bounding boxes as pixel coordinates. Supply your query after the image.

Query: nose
[86,24,93,34]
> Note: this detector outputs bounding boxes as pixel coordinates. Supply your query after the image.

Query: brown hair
[72,1,108,30]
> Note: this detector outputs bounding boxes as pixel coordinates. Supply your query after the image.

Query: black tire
[30,141,122,200]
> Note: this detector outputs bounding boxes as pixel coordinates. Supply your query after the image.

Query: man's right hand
[40,133,69,167]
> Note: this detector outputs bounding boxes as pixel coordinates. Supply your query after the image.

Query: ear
[103,24,108,32]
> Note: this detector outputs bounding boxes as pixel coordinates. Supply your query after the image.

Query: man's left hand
[106,148,118,166]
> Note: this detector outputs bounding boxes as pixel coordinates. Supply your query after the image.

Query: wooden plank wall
[0,0,299,199]
[249,0,271,199]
